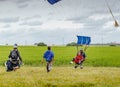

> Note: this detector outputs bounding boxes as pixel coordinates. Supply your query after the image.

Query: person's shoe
[69,61,73,64]
[5,62,8,71]
[47,70,50,72]
[74,65,78,68]
[80,65,83,69]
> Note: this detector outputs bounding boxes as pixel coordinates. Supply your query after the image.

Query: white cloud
[20,21,43,26]
[103,21,114,29]
[0,0,120,45]
[0,17,19,23]
[2,24,11,28]
[89,14,111,21]
[40,20,84,30]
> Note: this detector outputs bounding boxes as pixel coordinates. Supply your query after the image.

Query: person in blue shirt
[42,46,54,72]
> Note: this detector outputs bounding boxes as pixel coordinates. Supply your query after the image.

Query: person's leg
[13,62,20,71]
[46,61,51,72]
[74,63,79,68]
[49,62,52,70]
[70,58,75,64]
[6,60,14,72]
[13,66,19,71]
[80,61,84,69]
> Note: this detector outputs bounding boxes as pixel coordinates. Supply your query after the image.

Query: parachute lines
[105,0,119,27]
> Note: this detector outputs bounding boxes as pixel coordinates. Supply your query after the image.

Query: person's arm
[51,52,54,63]
[51,57,54,63]
[82,52,86,61]
[41,57,45,64]
[8,51,12,59]
[42,52,46,64]
[17,51,22,62]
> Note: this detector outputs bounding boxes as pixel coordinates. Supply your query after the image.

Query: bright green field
[0,46,120,87]
[0,46,120,67]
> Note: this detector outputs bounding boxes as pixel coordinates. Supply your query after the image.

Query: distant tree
[34,43,38,46]
[66,42,77,46]
[109,44,116,46]
[109,42,116,46]
[37,42,47,46]
[6,43,8,45]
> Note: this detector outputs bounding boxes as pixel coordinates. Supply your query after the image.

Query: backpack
[10,50,19,61]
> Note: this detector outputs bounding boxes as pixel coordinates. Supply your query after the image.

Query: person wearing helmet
[5,44,23,72]
[70,48,86,69]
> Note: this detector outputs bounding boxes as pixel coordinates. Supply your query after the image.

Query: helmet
[80,48,83,51]
[13,44,18,48]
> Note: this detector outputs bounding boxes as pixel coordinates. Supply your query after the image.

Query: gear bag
[10,50,19,62]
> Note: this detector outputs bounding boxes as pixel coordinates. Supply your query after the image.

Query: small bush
[109,44,116,46]
[66,42,77,46]
[37,42,47,46]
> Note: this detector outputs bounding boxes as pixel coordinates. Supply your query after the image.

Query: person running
[5,44,23,72]
[42,46,54,72]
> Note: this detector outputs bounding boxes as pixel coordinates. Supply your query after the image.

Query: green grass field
[0,46,120,87]
[0,46,120,67]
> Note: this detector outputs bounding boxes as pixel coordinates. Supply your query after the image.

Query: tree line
[34,42,78,46]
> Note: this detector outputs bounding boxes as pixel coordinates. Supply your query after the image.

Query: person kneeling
[5,44,23,72]
[70,48,86,69]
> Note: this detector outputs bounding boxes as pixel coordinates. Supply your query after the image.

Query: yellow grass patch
[0,66,120,87]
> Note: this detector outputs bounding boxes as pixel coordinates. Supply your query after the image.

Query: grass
[86,46,120,67]
[0,46,120,67]
[0,46,120,87]
[0,66,120,87]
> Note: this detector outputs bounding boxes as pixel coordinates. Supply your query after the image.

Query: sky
[0,0,120,45]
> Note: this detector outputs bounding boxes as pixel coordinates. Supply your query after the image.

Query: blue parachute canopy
[47,0,61,5]
[77,36,91,45]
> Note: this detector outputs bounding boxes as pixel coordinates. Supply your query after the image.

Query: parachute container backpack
[47,0,61,5]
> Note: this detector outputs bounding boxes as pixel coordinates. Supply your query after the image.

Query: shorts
[46,60,52,63]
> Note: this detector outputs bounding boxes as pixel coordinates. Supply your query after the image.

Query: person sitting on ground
[70,48,86,69]
[5,44,23,72]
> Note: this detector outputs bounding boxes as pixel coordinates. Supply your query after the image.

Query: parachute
[47,0,61,5]
[77,36,91,52]
[77,36,91,45]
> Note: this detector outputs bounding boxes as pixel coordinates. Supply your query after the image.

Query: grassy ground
[0,66,120,87]
[0,46,120,67]
[0,46,120,87]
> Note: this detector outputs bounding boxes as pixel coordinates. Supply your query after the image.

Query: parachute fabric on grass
[47,0,61,5]
[77,36,91,45]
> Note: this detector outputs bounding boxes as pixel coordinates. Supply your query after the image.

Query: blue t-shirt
[43,50,54,61]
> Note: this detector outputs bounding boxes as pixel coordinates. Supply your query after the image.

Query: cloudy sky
[0,0,120,45]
